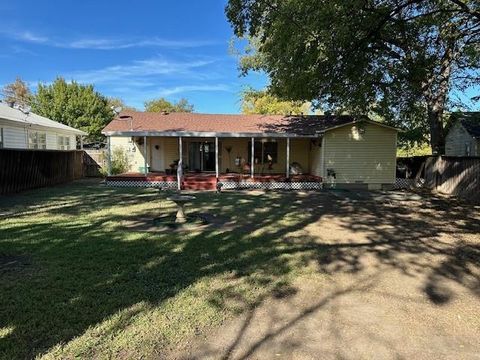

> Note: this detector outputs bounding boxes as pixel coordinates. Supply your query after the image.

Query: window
[58,135,71,150]
[248,140,278,164]
[28,131,46,149]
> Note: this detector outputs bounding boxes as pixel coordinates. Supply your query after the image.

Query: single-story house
[0,101,87,150]
[445,112,480,156]
[102,111,399,190]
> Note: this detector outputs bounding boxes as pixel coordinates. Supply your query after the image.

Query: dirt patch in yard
[170,190,480,360]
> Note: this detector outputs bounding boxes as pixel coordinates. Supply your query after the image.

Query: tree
[1,77,32,107]
[107,97,137,112]
[32,78,113,141]
[144,97,194,113]
[241,87,311,115]
[226,0,480,154]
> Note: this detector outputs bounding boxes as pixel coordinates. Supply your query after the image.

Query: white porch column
[320,136,326,178]
[80,136,84,150]
[178,136,183,190]
[107,136,112,176]
[215,136,219,178]
[143,135,148,175]
[286,137,290,178]
[251,137,254,178]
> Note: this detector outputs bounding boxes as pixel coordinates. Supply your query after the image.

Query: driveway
[173,190,480,360]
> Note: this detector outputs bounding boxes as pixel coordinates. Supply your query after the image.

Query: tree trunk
[427,105,445,155]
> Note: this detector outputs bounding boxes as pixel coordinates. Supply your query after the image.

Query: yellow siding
[310,140,323,176]
[110,136,146,172]
[290,139,310,173]
[163,137,179,168]
[323,123,397,185]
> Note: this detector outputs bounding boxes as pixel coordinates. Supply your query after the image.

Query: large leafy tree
[1,77,33,107]
[226,0,480,154]
[241,87,311,115]
[144,97,194,113]
[107,97,137,112]
[32,78,112,141]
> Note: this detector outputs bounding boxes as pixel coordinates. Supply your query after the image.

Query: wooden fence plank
[0,149,85,195]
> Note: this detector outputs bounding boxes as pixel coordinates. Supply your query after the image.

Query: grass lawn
[0,180,479,359]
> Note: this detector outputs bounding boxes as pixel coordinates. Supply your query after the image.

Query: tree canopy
[107,97,137,112]
[144,97,194,113]
[1,77,32,107]
[241,87,311,115]
[32,78,113,141]
[226,0,480,153]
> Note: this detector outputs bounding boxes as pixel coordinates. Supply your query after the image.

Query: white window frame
[57,135,71,150]
[28,130,47,150]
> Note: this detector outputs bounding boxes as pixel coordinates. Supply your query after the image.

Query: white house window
[58,135,71,150]
[28,131,46,149]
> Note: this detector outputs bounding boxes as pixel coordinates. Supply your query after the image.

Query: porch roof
[102,111,399,138]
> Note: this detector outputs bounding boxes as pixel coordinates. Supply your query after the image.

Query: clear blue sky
[1,1,478,113]
[0,0,267,113]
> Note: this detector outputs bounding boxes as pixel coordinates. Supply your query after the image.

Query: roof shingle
[102,111,379,136]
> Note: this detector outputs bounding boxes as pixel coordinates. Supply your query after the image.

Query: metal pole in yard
[215,136,219,178]
[178,136,183,190]
[107,136,112,176]
[251,137,254,179]
[286,137,290,178]
[143,135,148,176]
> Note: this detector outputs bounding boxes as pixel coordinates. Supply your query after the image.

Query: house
[445,112,480,156]
[0,102,87,150]
[102,111,399,190]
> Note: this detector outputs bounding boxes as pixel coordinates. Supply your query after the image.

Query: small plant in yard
[99,147,131,176]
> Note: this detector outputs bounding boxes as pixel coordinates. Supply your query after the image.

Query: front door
[188,141,215,172]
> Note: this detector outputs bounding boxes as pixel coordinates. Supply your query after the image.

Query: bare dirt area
[173,190,480,360]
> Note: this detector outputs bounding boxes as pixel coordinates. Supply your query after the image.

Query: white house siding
[445,122,479,156]
[46,133,57,150]
[2,125,28,149]
[0,118,80,151]
[323,123,397,189]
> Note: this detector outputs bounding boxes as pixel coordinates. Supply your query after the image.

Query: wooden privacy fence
[423,156,480,200]
[0,149,84,195]
[83,149,106,177]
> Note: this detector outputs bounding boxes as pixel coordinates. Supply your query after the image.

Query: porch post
[80,136,83,150]
[178,136,183,190]
[215,136,219,178]
[286,137,290,178]
[143,135,148,175]
[107,136,112,176]
[251,137,254,178]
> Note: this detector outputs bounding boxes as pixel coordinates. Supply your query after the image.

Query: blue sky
[0,0,268,113]
[1,1,478,113]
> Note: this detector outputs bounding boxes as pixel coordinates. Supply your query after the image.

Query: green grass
[0,180,321,359]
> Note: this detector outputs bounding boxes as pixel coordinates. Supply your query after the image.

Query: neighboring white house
[0,102,87,150]
[445,112,480,157]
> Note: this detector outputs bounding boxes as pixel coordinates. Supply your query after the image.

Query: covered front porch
[106,134,323,190]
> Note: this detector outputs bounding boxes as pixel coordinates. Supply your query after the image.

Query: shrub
[99,147,131,176]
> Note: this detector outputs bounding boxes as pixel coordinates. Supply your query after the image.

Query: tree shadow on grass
[0,183,478,359]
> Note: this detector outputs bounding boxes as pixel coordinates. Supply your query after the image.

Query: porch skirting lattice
[219,181,323,190]
[106,180,178,189]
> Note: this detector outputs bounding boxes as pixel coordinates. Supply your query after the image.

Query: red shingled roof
[102,111,387,136]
